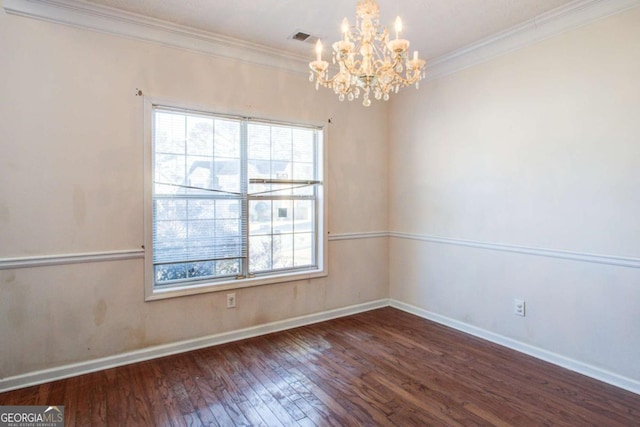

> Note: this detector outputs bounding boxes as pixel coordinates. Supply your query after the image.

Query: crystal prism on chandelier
[309,0,426,106]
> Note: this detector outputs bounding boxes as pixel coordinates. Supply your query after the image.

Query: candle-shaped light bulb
[341,18,349,41]
[413,51,418,61]
[394,16,403,39]
[315,39,323,61]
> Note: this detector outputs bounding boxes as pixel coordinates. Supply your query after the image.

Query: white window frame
[143,99,327,301]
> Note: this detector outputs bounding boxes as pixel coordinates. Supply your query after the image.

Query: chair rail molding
[3,233,638,270]
[0,232,385,270]
[390,232,640,269]
[328,231,388,241]
[0,249,145,270]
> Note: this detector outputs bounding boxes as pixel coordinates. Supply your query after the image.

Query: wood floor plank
[66,375,85,427]
[236,339,313,421]
[179,353,228,427]
[115,362,149,426]
[84,371,108,426]
[191,350,253,427]
[158,357,203,426]
[226,345,302,426]
[253,340,347,427]
[258,340,360,426]
[1,307,639,426]
[216,345,287,427]
[46,380,67,410]
[147,360,186,427]
[200,346,270,427]
[352,310,622,425]
[281,331,398,426]
[316,325,486,424]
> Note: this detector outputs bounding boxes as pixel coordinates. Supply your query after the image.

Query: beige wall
[389,7,640,381]
[2,0,639,390]
[0,10,389,378]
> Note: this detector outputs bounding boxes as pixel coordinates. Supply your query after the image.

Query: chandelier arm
[313,73,344,87]
[338,56,361,77]
[312,67,358,96]
[392,76,419,87]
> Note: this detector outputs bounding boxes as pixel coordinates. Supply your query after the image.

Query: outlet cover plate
[227,293,236,309]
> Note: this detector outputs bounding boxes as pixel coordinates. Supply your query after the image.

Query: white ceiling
[82,0,576,61]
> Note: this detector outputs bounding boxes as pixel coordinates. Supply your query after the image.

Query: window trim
[143,98,328,301]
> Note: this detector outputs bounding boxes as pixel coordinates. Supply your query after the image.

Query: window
[144,104,325,299]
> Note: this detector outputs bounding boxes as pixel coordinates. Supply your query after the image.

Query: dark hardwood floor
[1,307,639,426]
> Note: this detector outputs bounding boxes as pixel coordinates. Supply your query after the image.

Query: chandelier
[309,0,426,106]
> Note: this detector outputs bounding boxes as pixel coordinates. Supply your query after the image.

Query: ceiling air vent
[290,31,320,44]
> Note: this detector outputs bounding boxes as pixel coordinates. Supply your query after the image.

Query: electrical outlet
[227,293,236,309]
[514,299,525,317]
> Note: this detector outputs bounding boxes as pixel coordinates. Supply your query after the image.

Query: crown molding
[2,0,310,74]
[3,0,639,81]
[425,0,640,81]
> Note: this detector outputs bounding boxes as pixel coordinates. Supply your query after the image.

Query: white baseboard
[0,299,389,393]
[3,298,638,397]
[390,299,640,395]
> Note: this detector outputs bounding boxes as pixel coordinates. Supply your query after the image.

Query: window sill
[145,268,327,301]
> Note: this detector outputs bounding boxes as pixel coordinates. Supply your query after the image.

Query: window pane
[187,260,216,278]
[294,233,314,267]
[155,153,185,194]
[214,158,241,194]
[248,124,271,160]
[292,162,314,180]
[294,200,314,232]
[215,119,241,158]
[250,200,272,236]
[153,197,243,263]
[155,258,241,286]
[155,263,187,283]
[216,259,240,276]
[187,116,213,156]
[186,155,214,194]
[292,162,314,196]
[154,114,242,197]
[292,128,314,163]
[272,126,292,162]
[189,199,216,220]
[273,233,293,269]
[216,199,240,219]
[273,200,293,234]
[155,112,185,154]
[154,199,187,221]
[250,235,272,272]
